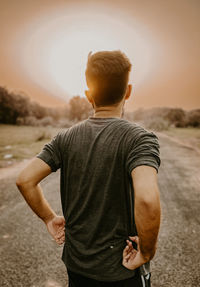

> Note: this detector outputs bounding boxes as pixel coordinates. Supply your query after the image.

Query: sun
[47,23,120,97]
[18,8,155,100]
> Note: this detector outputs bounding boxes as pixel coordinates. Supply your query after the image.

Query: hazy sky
[0,0,199,110]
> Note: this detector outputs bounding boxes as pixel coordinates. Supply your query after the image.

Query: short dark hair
[85,50,132,107]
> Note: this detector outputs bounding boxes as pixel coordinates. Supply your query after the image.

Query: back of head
[85,50,132,107]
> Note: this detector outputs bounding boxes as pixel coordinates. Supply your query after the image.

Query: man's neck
[92,104,124,119]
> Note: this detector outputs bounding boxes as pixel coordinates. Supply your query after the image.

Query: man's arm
[122,165,161,270]
[16,157,65,245]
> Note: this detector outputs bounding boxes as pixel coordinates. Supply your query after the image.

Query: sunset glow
[17,10,155,99]
[0,0,199,109]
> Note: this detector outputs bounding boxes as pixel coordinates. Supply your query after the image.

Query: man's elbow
[139,196,160,217]
[16,173,35,191]
[16,177,27,191]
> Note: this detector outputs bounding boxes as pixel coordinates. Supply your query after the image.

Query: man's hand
[45,215,66,246]
[122,236,149,270]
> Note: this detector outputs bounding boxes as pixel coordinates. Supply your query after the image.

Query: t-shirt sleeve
[36,132,62,172]
[126,129,161,175]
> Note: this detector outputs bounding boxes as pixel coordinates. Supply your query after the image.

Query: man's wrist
[42,212,57,224]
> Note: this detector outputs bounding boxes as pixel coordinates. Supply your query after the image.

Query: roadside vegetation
[0,85,199,167]
[0,125,61,168]
[125,107,200,131]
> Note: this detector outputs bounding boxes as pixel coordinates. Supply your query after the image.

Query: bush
[69,96,92,121]
[185,109,200,127]
[16,116,39,126]
[36,130,51,141]
[16,116,56,127]
[164,108,186,127]
[57,119,75,128]
[128,107,200,129]
[142,117,171,131]
[37,116,54,126]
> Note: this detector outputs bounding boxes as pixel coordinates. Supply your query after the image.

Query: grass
[0,125,63,168]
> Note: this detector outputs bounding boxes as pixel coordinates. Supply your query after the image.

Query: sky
[0,0,199,110]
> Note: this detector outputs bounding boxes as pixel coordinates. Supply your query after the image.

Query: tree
[0,87,30,124]
[69,96,92,121]
[164,108,186,127]
[186,109,200,127]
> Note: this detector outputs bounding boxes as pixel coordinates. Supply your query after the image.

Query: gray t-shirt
[36,117,161,281]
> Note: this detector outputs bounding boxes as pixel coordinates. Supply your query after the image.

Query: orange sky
[0,0,199,110]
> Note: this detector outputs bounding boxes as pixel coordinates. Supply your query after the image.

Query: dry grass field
[0,124,62,168]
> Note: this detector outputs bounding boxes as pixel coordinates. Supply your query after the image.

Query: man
[16,50,161,287]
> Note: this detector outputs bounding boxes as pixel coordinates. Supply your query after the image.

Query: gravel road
[0,133,200,287]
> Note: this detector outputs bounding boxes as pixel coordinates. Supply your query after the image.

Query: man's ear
[125,84,132,100]
[85,90,92,103]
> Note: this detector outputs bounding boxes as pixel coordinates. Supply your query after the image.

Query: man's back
[16,50,161,286]
[37,117,161,281]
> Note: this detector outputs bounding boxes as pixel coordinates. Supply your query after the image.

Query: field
[0,124,62,168]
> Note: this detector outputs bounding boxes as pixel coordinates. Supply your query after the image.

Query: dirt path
[0,133,200,286]
[152,134,200,286]
[156,131,200,155]
[0,159,33,180]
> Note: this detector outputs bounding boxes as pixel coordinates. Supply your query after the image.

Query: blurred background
[0,1,200,287]
[0,0,200,167]
[0,0,200,169]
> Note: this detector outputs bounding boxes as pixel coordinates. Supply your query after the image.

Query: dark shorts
[67,269,151,287]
